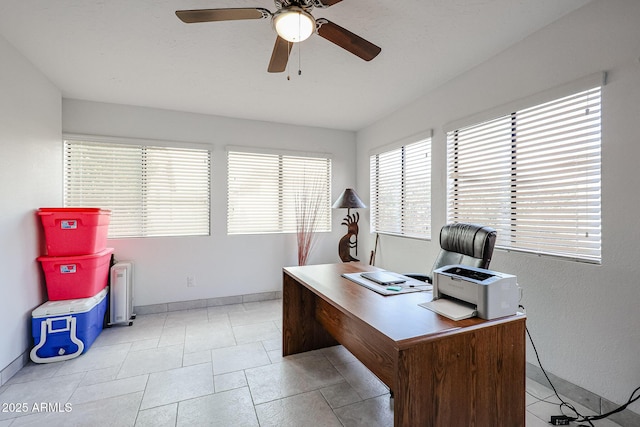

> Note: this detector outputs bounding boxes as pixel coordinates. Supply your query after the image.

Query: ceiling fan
[175,0,381,73]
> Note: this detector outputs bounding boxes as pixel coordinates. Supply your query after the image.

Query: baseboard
[0,350,29,387]
[134,290,282,315]
[527,362,640,426]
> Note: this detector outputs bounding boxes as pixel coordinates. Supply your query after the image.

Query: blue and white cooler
[30,287,108,363]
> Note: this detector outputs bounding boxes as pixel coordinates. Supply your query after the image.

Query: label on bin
[60,264,77,274]
[61,220,78,229]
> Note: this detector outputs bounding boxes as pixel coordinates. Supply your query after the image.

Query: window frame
[445,76,604,264]
[369,132,432,240]
[226,147,332,235]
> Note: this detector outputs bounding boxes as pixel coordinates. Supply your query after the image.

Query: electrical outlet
[186,276,196,287]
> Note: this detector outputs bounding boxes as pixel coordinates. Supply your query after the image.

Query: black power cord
[524,306,640,426]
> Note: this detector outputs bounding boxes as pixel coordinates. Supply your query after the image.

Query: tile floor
[0,299,625,426]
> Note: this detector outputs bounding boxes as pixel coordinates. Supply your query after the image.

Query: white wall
[0,36,61,379]
[62,100,356,306]
[356,0,640,414]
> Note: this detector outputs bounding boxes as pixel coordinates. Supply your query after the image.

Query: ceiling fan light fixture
[273,7,315,43]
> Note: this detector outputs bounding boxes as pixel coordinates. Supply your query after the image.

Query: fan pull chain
[298,37,302,75]
[298,13,302,76]
[286,42,303,80]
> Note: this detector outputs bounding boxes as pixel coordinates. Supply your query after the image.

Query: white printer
[432,264,520,320]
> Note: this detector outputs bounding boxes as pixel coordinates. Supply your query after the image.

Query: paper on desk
[342,272,431,296]
[419,298,477,321]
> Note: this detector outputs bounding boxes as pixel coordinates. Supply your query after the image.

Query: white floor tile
[214,370,247,393]
[245,354,344,405]
[207,303,246,317]
[334,395,394,427]
[526,377,555,400]
[157,324,185,348]
[77,365,120,387]
[140,363,214,410]
[322,345,360,367]
[255,390,342,427]
[131,313,167,328]
[165,308,209,326]
[176,387,258,427]
[135,403,177,427]
[184,322,236,353]
[116,344,183,379]
[182,349,211,367]
[232,320,281,344]
[10,391,143,427]
[70,374,148,405]
[211,341,271,375]
[93,325,162,347]
[320,381,363,409]
[0,373,84,422]
[130,337,159,352]
[4,361,62,385]
[526,411,553,427]
[229,308,281,327]
[333,360,389,400]
[54,342,131,376]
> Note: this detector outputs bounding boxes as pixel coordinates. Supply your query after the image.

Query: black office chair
[406,222,497,284]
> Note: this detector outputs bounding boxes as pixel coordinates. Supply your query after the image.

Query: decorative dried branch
[295,175,327,266]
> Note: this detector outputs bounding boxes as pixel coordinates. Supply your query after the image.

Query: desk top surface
[284,262,524,348]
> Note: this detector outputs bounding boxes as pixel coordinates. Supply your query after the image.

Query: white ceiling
[0,0,593,131]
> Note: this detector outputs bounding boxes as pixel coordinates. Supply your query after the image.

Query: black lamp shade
[332,188,366,209]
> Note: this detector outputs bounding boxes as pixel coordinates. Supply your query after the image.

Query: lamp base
[338,212,359,263]
[339,254,359,263]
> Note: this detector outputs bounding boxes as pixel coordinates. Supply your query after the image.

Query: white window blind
[370,138,431,239]
[447,87,602,262]
[64,139,211,238]
[227,150,331,234]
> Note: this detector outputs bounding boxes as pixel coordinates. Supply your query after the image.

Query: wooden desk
[283,262,525,427]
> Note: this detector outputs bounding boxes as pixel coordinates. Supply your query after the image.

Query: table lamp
[332,188,366,262]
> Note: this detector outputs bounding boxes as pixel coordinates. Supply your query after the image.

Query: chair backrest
[430,223,497,275]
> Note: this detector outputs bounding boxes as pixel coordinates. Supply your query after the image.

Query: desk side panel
[395,317,526,427]
[315,297,396,387]
[283,271,339,355]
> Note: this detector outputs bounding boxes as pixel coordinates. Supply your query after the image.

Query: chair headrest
[439,223,496,259]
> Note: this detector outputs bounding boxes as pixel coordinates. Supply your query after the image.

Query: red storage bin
[38,208,111,256]
[37,248,114,300]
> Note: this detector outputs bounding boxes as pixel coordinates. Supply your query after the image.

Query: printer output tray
[419,298,477,321]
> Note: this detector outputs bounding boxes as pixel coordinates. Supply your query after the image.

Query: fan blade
[314,0,344,7]
[268,36,292,73]
[316,19,381,61]
[176,8,270,24]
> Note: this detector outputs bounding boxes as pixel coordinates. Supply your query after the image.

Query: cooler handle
[30,316,85,364]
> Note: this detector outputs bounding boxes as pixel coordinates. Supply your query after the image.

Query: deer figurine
[338,212,360,262]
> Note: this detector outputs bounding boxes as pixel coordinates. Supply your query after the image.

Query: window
[227,149,331,234]
[447,86,602,262]
[370,136,431,239]
[64,138,211,238]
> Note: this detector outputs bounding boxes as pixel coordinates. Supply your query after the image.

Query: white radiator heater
[109,261,135,326]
